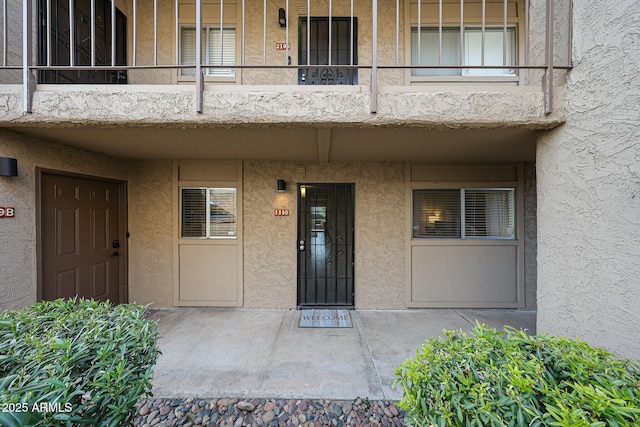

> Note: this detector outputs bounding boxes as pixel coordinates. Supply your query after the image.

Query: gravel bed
[132,397,406,427]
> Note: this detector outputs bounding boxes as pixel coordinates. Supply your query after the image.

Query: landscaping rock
[134,397,405,426]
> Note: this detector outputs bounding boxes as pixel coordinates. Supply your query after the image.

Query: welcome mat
[299,309,353,328]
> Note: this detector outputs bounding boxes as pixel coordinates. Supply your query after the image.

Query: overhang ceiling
[12,125,536,162]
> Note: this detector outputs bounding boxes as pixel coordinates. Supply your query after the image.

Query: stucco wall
[123,0,404,86]
[0,0,22,84]
[243,161,406,309]
[0,129,127,311]
[0,0,572,88]
[126,160,174,307]
[125,0,174,84]
[523,161,537,310]
[537,1,640,359]
[526,0,572,88]
[0,85,563,129]
[241,0,404,86]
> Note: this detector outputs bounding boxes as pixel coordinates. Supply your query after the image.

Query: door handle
[111,251,120,257]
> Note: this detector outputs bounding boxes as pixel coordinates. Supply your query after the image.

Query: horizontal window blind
[180,28,205,76]
[181,26,236,77]
[411,26,516,76]
[411,28,461,76]
[413,188,516,239]
[412,189,461,238]
[181,187,237,238]
[463,27,516,76]
[209,188,237,237]
[208,28,236,76]
[465,189,515,238]
[182,188,207,238]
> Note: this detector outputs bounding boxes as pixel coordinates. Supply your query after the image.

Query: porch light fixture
[0,157,17,177]
[278,8,287,27]
[277,179,287,192]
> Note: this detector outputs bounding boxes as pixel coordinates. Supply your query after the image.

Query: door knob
[111,251,120,257]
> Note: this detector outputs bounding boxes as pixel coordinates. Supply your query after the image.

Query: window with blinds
[412,189,461,238]
[412,188,515,239]
[181,26,236,77]
[411,26,516,76]
[209,188,237,237]
[465,189,515,238]
[181,188,237,238]
[182,188,207,237]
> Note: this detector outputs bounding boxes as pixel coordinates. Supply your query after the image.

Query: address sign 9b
[0,207,15,218]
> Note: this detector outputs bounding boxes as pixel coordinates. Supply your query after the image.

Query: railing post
[3,0,7,67]
[195,0,204,113]
[23,0,34,113]
[543,0,554,114]
[111,0,116,66]
[371,0,377,114]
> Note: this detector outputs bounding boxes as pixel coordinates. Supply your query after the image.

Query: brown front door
[40,172,125,303]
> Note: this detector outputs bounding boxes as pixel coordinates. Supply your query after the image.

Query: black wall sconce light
[277,179,287,192]
[278,8,287,27]
[0,157,18,177]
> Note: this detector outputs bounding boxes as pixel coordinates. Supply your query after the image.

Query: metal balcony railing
[0,0,572,115]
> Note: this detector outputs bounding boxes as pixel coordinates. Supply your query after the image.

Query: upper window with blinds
[181,187,237,238]
[181,26,236,77]
[412,188,515,239]
[411,26,516,76]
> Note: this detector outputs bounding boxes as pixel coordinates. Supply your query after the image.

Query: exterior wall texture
[127,160,174,307]
[537,0,640,359]
[0,85,561,129]
[243,161,406,309]
[523,161,537,310]
[0,129,128,311]
[1,150,535,311]
[0,0,572,87]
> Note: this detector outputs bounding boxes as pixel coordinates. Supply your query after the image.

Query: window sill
[177,76,237,84]
[411,238,518,246]
[410,75,520,85]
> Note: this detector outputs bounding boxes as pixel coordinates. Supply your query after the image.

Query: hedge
[0,298,160,427]
[394,323,640,427]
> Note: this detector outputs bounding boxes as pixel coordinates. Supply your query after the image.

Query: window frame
[411,187,517,240]
[180,186,238,240]
[405,0,524,85]
[175,0,241,84]
[410,25,517,78]
[179,25,237,79]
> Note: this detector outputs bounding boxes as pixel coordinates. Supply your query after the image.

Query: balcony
[0,0,572,146]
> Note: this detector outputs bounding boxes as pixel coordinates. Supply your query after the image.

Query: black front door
[297,184,355,307]
[298,17,358,85]
[38,0,127,84]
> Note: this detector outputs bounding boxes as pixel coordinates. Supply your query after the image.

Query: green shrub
[394,323,640,427]
[0,298,161,427]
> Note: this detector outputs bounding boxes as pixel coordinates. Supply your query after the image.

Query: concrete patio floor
[148,308,535,401]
